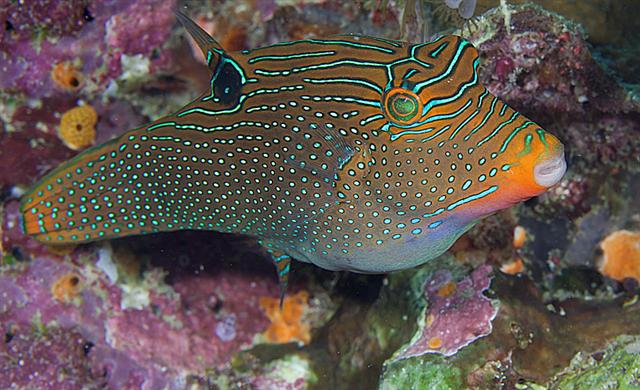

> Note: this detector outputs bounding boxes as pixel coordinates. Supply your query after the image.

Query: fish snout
[533,147,567,188]
[503,131,567,201]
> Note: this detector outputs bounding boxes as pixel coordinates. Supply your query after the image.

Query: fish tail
[20,131,159,244]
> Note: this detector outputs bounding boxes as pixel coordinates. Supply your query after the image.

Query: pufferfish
[20,11,566,298]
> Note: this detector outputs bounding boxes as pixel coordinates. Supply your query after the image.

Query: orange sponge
[599,230,640,282]
[58,105,97,151]
[259,290,311,345]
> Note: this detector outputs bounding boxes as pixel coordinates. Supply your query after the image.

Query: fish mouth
[533,151,567,188]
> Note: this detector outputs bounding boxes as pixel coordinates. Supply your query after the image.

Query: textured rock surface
[551,336,640,388]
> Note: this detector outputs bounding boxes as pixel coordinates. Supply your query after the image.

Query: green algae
[551,336,640,389]
[379,357,464,390]
[0,254,18,267]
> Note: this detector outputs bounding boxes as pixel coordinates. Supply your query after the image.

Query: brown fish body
[21,16,565,284]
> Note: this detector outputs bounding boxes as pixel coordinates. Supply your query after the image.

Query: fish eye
[383,88,423,125]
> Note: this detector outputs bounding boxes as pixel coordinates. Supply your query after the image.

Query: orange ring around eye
[383,88,423,125]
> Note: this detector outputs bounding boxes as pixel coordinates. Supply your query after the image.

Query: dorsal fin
[175,10,224,71]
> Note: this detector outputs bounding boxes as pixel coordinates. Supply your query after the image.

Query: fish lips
[533,151,567,188]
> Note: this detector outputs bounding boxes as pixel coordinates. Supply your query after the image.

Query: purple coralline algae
[0,124,77,192]
[0,326,106,389]
[0,1,90,41]
[396,264,498,359]
[468,3,632,118]
[104,0,175,57]
[0,0,181,192]
[0,0,177,97]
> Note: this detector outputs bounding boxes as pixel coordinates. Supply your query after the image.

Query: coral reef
[0,128,74,193]
[454,3,640,305]
[1,1,639,388]
[469,3,631,118]
[0,0,177,98]
[1,197,335,388]
[0,0,184,195]
[499,0,639,46]
[209,353,318,389]
[0,1,91,41]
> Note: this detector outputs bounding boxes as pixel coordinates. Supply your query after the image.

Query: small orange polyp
[437,281,457,298]
[427,336,443,349]
[51,273,82,303]
[500,257,525,275]
[513,226,526,248]
[51,62,83,92]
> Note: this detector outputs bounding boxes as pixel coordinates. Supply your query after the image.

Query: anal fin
[261,241,292,308]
